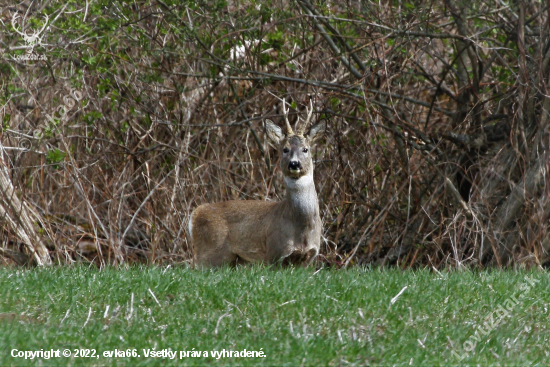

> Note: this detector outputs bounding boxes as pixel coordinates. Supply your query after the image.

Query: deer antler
[297,99,314,136]
[11,13,49,50]
[282,98,294,135]
[11,14,27,38]
[35,14,50,37]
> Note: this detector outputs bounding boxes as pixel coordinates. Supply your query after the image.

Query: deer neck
[283,174,319,222]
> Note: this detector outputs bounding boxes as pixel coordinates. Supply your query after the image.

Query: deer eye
[283,148,290,154]
[302,148,308,153]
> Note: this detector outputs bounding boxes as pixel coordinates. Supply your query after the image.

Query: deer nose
[289,161,302,171]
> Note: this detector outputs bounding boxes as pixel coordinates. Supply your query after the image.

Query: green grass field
[0,266,548,366]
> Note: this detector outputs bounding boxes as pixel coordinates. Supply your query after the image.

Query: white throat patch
[284,174,314,191]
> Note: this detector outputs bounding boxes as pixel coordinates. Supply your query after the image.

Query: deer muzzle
[288,160,302,174]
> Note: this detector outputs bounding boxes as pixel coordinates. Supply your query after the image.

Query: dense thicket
[0,0,549,268]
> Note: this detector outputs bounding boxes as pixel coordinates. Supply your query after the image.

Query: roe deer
[190,101,326,268]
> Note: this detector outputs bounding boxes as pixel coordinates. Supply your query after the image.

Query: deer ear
[306,120,326,143]
[265,119,285,144]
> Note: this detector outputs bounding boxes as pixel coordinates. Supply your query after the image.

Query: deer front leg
[265,236,294,266]
[303,247,319,266]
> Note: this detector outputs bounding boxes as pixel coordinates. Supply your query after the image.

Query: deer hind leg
[195,247,237,268]
[191,210,236,268]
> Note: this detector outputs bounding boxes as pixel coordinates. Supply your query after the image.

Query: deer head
[11,13,49,54]
[265,99,326,182]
